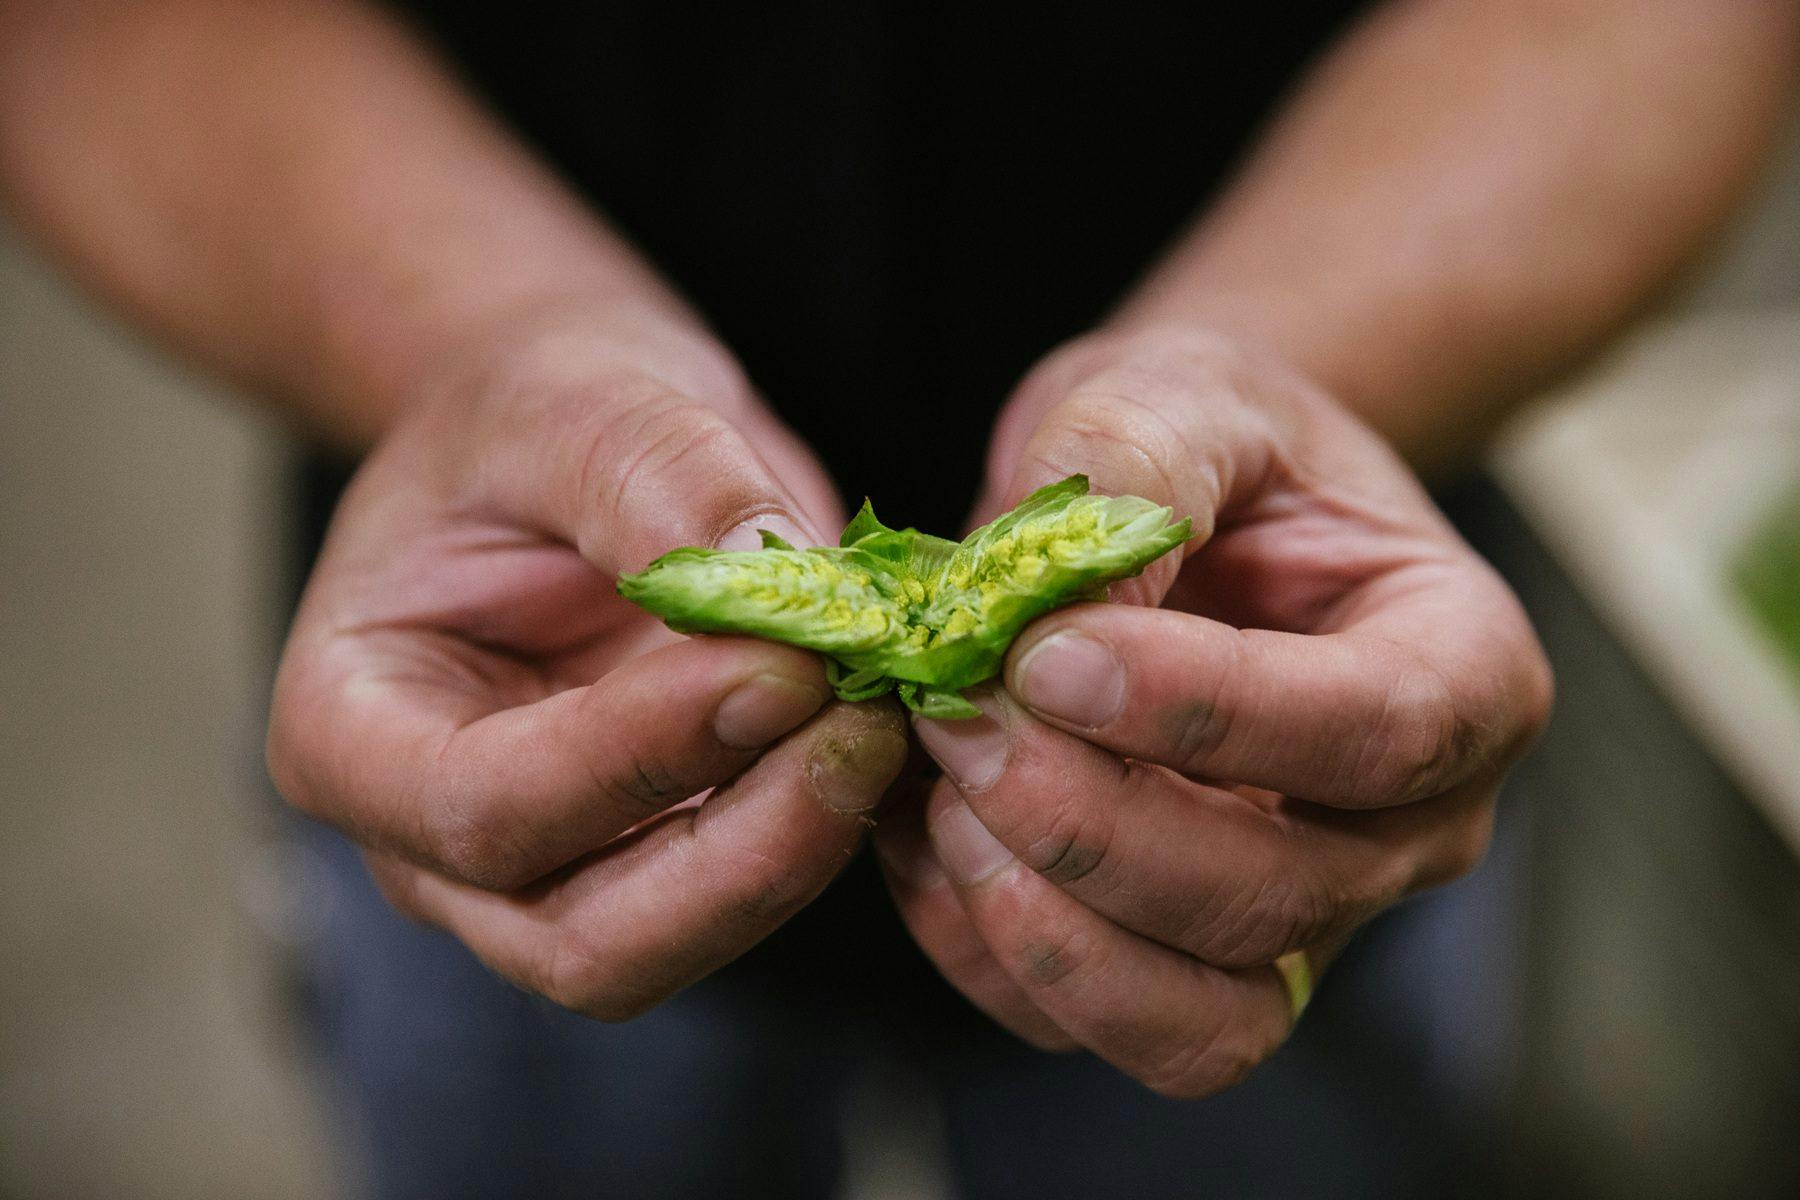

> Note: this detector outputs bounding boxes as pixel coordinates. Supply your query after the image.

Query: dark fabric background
[389,0,1369,530]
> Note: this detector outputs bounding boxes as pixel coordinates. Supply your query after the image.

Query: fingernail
[718,513,819,552]
[913,695,1009,793]
[929,796,1013,885]
[874,828,948,889]
[713,673,827,749]
[1012,630,1125,728]
[807,728,910,815]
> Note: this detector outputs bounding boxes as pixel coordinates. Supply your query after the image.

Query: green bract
[616,475,1192,718]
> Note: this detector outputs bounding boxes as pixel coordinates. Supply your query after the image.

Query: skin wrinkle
[1161,627,1247,772]
[1361,635,1474,806]
[1213,490,1449,589]
[708,834,821,928]
[569,384,681,539]
[408,547,605,656]
[1197,521,1457,641]
[1024,394,1182,511]
[1136,995,1254,1100]
[1015,780,1119,889]
[1008,374,1249,616]
[1289,853,1393,956]
[421,738,544,888]
[1312,559,1468,636]
[582,399,740,544]
[347,626,532,696]
[478,329,753,443]
[357,641,543,711]
[1004,888,1103,991]
[1028,834,1108,890]
[1182,859,1304,968]
[1162,855,1254,964]
[590,751,682,823]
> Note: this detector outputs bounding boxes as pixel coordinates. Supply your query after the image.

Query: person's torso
[311,0,1369,1024]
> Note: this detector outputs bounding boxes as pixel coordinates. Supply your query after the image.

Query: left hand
[875,325,1553,1097]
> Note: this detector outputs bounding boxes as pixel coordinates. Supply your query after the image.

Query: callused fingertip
[927,795,1014,886]
[1010,627,1125,729]
[712,672,829,749]
[806,725,910,816]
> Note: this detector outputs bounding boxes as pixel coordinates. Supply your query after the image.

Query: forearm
[0,0,720,450]
[1114,0,1800,479]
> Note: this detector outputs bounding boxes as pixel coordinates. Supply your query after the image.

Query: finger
[985,332,1301,605]
[369,700,910,1021]
[874,791,1079,1052]
[462,357,830,574]
[924,783,1293,1099]
[270,632,837,890]
[1004,568,1551,807]
[915,688,1498,968]
[986,330,1464,613]
[985,333,1551,803]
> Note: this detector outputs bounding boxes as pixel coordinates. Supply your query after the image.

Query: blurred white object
[1495,308,1800,855]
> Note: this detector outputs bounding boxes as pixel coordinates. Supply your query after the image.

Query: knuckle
[1017,1025,1083,1054]
[577,396,763,555]
[1025,391,1183,507]
[1176,870,1323,969]
[614,401,742,498]
[421,790,536,892]
[537,931,653,1022]
[262,720,309,812]
[595,751,691,822]
[364,859,429,925]
[1428,805,1497,887]
[1359,664,1464,804]
[1517,647,1557,745]
[995,894,1099,991]
[1138,1020,1270,1100]
[716,840,832,928]
[1011,797,1117,890]
[1167,698,1232,772]
[1016,925,1093,991]
[1162,635,1244,772]
[264,665,328,816]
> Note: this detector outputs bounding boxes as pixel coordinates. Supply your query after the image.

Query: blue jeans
[292,799,1524,1200]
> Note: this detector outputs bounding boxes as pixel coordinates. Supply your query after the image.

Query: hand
[877,325,1552,1095]
[268,316,908,1019]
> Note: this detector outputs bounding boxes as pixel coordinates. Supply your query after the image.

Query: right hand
[267,315,908,1019]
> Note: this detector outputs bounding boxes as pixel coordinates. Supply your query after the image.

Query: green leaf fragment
[616,475,1193,717]
[897,682,984,720]
[825,659,897,702]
